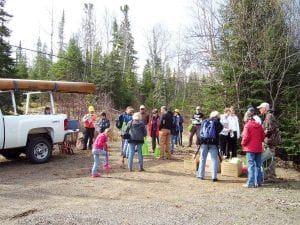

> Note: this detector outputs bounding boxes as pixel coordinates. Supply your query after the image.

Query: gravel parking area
[0,141,299,225]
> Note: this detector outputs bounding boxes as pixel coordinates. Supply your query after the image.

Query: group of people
[116,105,184,172]
[82,102,280,186]
[196,102,280,187]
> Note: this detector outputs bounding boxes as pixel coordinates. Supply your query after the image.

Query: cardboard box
[221,161,242,177]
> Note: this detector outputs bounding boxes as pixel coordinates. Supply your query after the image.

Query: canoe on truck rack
[0,78,96,94]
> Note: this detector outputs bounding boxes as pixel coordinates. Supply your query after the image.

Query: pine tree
[58,10,65,56]
[50,37,84,81]
[0,0,15,78]
[15,41,28,79]
[29,38,51,80]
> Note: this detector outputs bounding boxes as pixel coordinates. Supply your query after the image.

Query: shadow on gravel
[260,179,300,191]
[216,178,246,184]
[145,169,192,177]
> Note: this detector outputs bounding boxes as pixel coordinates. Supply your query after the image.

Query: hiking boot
[103,164,112,170]
[92,173,100,178]
[197,176,204,180]
[212,178,219,182]
[139,168,145,172]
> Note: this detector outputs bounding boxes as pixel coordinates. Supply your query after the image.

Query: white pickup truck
[0,78,96,163]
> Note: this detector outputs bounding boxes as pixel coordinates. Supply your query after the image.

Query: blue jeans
[197,144,218,179]
[171,134,178,153]
[92,149,107,175]
[122,139,129,158]
[128,143,143,170]
[246,152,262,186]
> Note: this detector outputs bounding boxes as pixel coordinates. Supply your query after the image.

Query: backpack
[199,119,217,143]
[116,113,124,129]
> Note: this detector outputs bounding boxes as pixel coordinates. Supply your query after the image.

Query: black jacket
[159,111,174,130]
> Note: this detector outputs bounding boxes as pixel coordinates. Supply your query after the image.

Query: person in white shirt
[228,107,240,158]
[219,108,232,157]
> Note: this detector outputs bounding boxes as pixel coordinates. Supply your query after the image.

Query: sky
[5,0,190,73]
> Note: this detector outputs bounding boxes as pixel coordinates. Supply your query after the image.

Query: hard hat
[88,106,95,112]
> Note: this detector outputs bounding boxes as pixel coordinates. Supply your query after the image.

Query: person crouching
[91,128,112,177]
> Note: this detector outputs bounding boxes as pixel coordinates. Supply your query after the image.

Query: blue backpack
[200,119,217,143]
[116,113,124,129]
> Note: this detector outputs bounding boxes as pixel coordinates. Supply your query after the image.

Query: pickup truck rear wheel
[26,136,52,164]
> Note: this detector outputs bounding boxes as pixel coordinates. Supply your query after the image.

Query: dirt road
[0,141,299,225]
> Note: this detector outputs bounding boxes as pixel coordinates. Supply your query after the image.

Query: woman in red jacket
[148,108,160,153]
[241,112,265,187]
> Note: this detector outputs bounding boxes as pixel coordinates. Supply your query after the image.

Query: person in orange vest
[82,106,97,150]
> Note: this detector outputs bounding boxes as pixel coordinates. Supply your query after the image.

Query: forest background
[0,0,299,159]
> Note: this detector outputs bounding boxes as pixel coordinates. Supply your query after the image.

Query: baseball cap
[174,109,180,113]
[140,105,145,109]
[257,102,269,110]
[247,106,255,113]
[196,106,200,110]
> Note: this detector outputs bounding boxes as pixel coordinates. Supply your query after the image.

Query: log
[0,78,96,94]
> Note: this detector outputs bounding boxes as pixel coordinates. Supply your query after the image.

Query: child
[91,128,112,177]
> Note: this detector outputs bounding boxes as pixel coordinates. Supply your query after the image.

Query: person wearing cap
[197,111,223,182]
[257,102,280,182]
[139,105,149,126]
[82,106,97,150]
[188,106,204,148]
[244,106,262,125]
[148,108,160,152]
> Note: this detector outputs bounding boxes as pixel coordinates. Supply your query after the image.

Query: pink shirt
[93,132,108,150]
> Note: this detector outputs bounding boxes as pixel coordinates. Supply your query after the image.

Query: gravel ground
[0,141,299,225]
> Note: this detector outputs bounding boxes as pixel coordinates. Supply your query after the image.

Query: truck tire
[26,136,52,164]
[1,150,21,160]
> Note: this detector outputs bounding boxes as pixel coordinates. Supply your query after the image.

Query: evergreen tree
[29,38,51,80]
[217,0,298,111]
[0,0,15,78]
[217,0,300,156]
[50,37,84,81]
[58,10,65,56]
[140,60,155,105]
[15,41,28,79]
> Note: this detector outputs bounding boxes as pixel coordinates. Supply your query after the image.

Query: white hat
[257,102,270,110]
[140,105,145,109]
